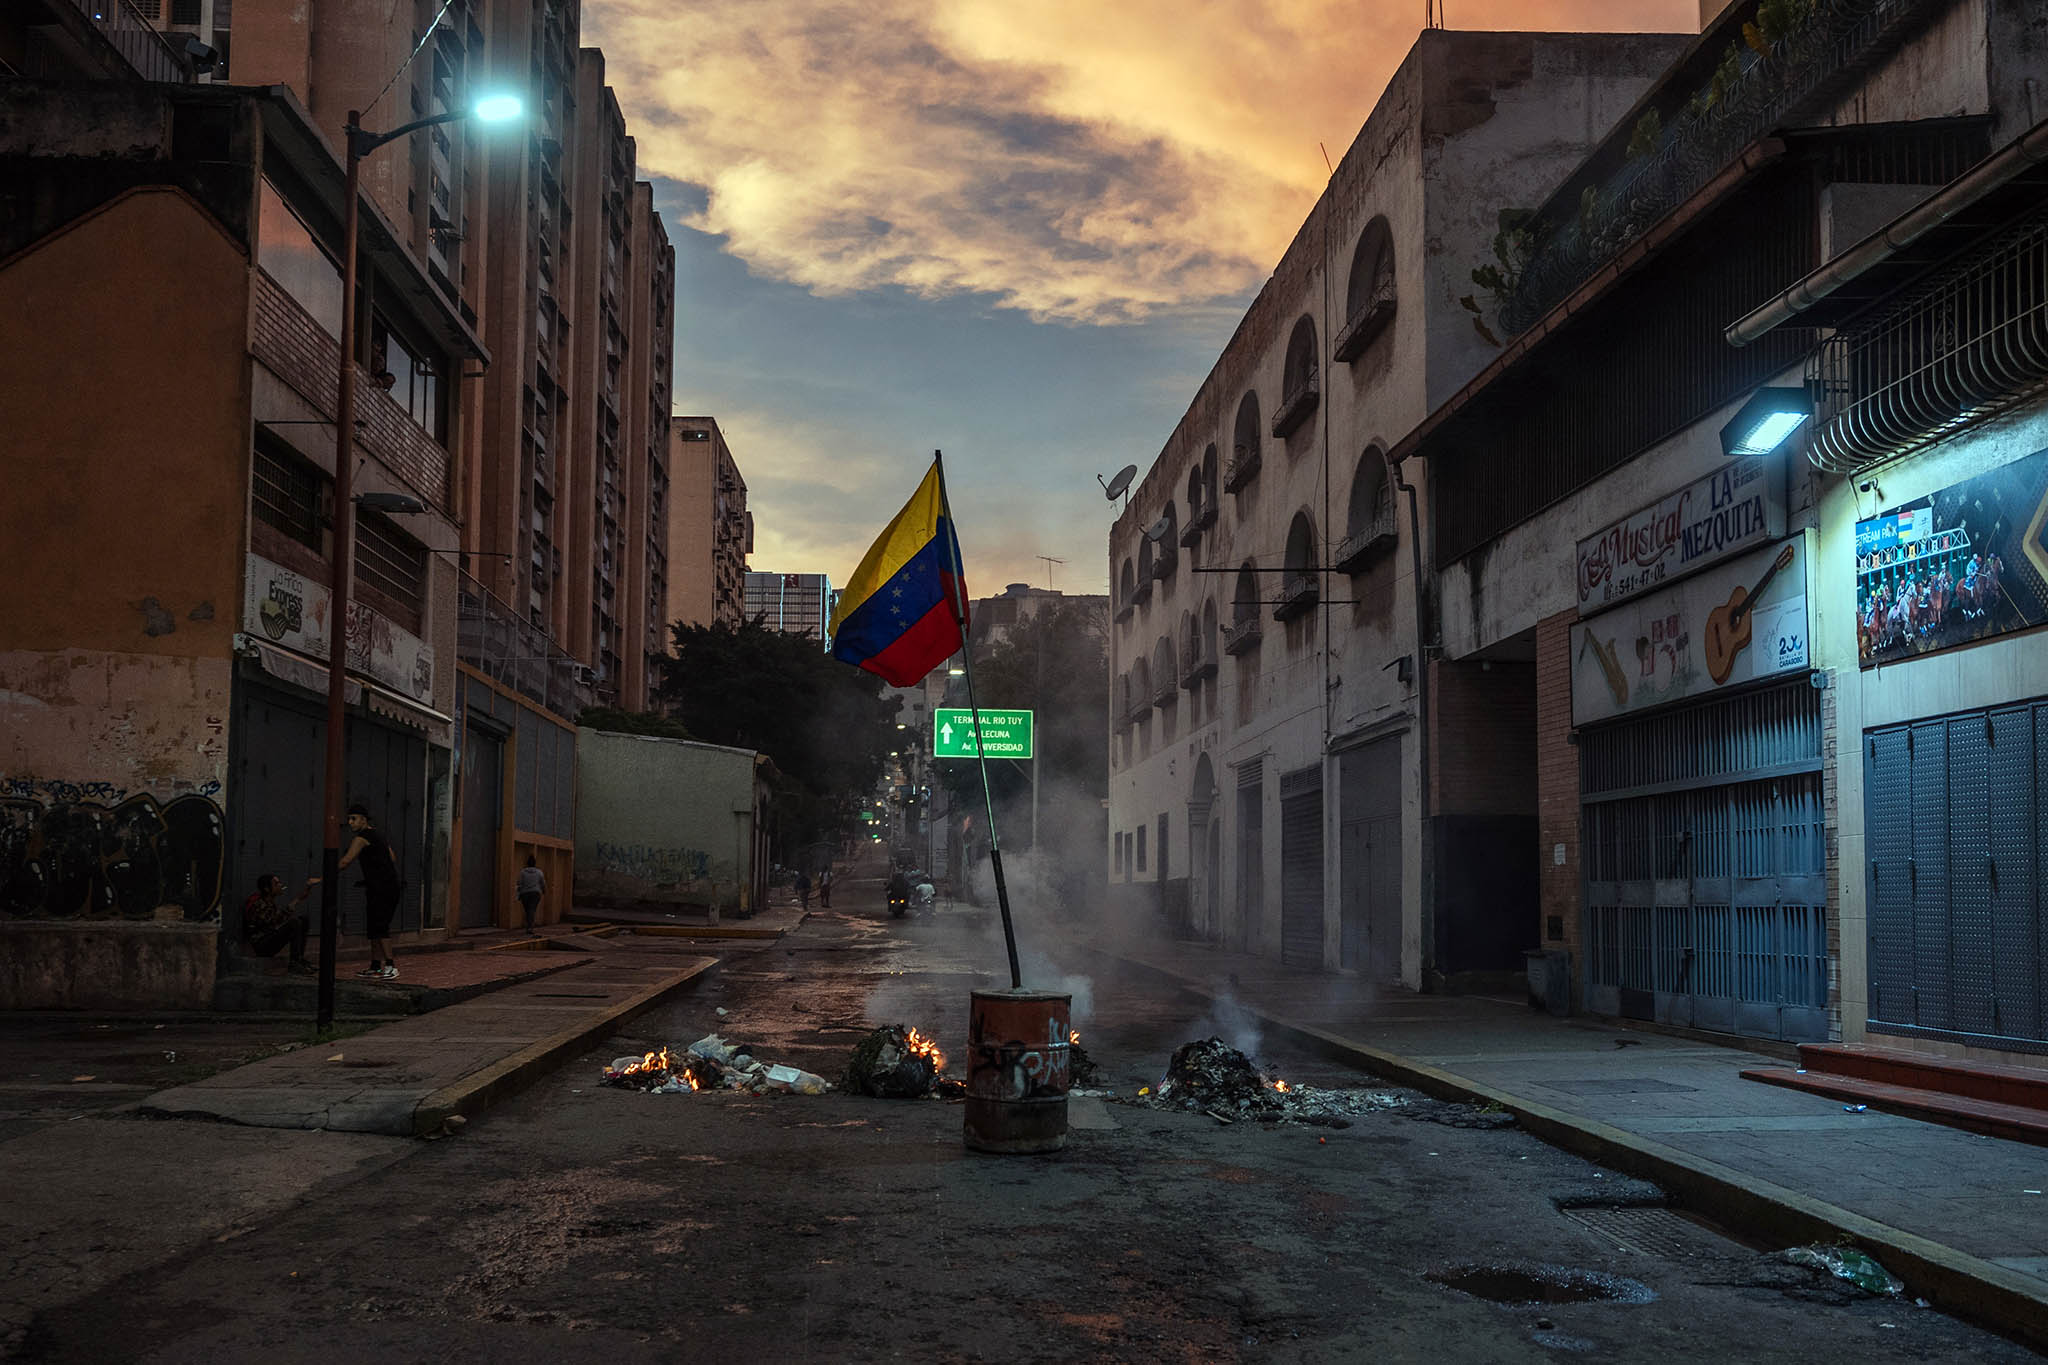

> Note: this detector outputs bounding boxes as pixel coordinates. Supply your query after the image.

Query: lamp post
[316,96,521,1030]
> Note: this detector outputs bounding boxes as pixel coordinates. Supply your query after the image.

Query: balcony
[1270,378,1319,439]
[1181,648,1216,689]
[1180,502,1216,547]
[1332,504,1399,574]
[1331,281,1396,362]
[65,0,190,81]
[1272,574,1319,622]
[1132,577,1153,606]
[457,572,593,719]
[1223,446,1261,493]
[1221,618,1262,656]
[1114,599,1135,624]
[1502,0,1943,336]
[1152,673,1179,708]
[1150,543,1177,580]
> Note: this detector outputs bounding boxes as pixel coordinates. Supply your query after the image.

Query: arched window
[1186,467,1204,534]
[1135,538,1155,601]
[1276,509,1319,621]
[1274,315,1319,437]
[1152,636,1176,706]
[1335,445,1399,572]
[1153,501,1179,580]
[1114,672,1131,727]
[1334,215,1396,362]
[1179,610,1197,684]
[1201,598,1218,661]
[1225,393,1261,493]
[1202,443,1219,506]
[1132,657,1151,714]
[1118,558,1136,618]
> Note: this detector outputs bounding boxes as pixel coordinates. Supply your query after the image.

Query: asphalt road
[15,883,2042,1362]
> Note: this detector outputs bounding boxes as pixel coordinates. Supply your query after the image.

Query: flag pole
[933,449,1022,990]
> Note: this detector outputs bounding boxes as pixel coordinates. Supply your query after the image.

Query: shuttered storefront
[1866,697,2047,1053]
[1581,679,1827,1041]
[1279,764,1324,969]
[1338,737,1402,978]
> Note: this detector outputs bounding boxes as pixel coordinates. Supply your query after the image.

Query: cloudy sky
[583,0,1697,597]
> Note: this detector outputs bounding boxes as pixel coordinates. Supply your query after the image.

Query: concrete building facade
[1398,0,2048,1063]
[1107,27,1688,987]
[574,728,771,917]
[745,572,835,644]
[666,417,752,631]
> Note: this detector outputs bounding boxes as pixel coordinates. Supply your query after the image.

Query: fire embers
[843,1024,965,1100]
[1148,1037,1408,1127]
[1068,1030,1101,1088]
[601,1033,830,1095]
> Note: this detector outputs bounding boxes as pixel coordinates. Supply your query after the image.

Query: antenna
[1425,0,1444,28]
[1319,141,1333,176]
[1035,555,1065,589]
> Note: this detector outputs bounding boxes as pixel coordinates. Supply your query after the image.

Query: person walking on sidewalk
[241,873,318,975]
[339,804,404,979]
[818,866,833,909]
[794,869,811,910]
[515,855,546,932]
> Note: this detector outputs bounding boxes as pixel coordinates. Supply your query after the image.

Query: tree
[656,619,899,854]
[577,706,692,741]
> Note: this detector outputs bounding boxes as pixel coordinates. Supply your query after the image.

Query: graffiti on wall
[591,842,713,887]
[0,790,225,921]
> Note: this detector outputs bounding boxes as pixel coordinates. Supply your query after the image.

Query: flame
[1271,1079,1292,1093]
[616,1047,673,1077]
[906,1026,946,1073]
[1068,1029,1081,1045]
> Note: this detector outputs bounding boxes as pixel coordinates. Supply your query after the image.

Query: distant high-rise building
[745,572,834,645]
[666,417,751,631]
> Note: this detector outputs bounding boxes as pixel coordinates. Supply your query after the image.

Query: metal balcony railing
[1272,574,1319,622]
[1223,446,1261,493]
[1271,376,1319,438]
[1180,502,1216,546]
[1501,0,1941,336]
[1221,618,1262,656]
[457,571,593,719]
[71,0,190,82]
[1333,503,1399,573]
[1150,543,1177,579]
[1332,279,1396,362]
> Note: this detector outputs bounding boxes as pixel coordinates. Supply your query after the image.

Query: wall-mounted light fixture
[1382,655,1413,685]
[1720,386,1812,458]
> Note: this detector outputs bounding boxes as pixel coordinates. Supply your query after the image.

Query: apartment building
[1106,27,1685,983]
[666,417,752,631]
[745,572,835,645]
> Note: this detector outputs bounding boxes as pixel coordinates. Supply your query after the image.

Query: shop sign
[1854,444,2048,669]
[1576,460,1784,611]
[244,553,436,704]
[1571,534,1811,727]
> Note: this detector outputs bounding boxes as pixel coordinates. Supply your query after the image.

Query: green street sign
[934,707,1034,760]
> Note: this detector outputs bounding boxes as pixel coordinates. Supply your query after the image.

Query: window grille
[357,511,427,611]
[252,442,323,550]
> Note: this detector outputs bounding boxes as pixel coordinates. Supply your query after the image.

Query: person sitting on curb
[241,873,317,975]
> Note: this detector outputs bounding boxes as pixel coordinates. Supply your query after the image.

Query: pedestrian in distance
[795,869,811,910]
[338,803,405,979]
[241,872,318,975]
[818,866,833,908]
[515,854,546,932]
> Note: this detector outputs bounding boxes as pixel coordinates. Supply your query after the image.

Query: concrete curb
[1092,948,2048,1354]
[409,956,718,1138]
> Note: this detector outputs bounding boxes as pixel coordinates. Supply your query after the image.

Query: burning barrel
[963,988,1071,1154]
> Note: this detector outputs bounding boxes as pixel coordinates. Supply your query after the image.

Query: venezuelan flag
[829,462,969,686]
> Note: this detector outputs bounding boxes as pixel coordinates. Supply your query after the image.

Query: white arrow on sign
[940,722,954,746]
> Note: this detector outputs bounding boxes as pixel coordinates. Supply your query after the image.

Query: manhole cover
[1427,1265,1655,1306]
[1560,1205,1742,1260]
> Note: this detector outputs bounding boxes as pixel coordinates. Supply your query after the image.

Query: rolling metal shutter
[1279,765,1324,969]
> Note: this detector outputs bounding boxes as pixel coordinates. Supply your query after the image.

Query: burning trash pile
[1143,1037,1406,1127]
[843,1024,964,1100]
[603,1033,829,1096]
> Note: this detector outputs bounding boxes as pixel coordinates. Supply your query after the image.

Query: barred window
[357,511,427,612]
[252,441,324,551]
[170,0,200,23]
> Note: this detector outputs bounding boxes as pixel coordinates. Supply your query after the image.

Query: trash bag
[843,1025,936,1098]
[1779,1245,1903,1296]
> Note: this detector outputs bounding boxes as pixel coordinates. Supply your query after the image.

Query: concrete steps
[1742,1043,2048,1146]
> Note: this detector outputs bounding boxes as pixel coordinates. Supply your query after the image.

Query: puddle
[1427,1265,1655,1306]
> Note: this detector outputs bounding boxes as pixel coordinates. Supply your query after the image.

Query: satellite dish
[1099,464,1138,501]
[1144,516,1173,543]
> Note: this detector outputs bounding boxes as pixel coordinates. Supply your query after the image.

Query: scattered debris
[600,1033,830,1096]
[1777,1245,1903,1297]
[843,1025,945,1098]
[1136,1038,1409,1127]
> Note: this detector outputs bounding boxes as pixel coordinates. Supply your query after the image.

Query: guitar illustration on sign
[1702,543,1796,685]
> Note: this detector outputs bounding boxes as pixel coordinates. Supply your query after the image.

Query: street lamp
[316,93,523,1030]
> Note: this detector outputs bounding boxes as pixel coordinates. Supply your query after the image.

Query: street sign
[933,707,1034,759]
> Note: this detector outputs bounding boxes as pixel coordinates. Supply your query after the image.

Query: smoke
[1186,989,1264,1061]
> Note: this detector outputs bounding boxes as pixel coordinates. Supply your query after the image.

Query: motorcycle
[887,889,910,918]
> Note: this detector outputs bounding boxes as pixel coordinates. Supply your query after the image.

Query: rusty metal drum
[963,988,1071,1154]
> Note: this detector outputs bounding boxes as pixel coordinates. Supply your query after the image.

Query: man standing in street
[338,804,404,979]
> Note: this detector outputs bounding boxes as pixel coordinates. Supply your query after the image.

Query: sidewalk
[570,901,811,940]
[1082,933,2048,1351]
[142,942,716,1137]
